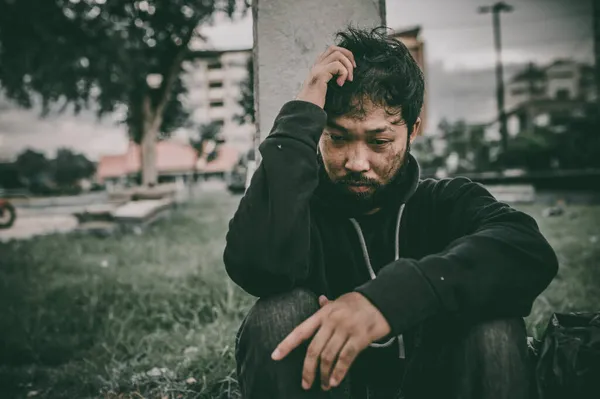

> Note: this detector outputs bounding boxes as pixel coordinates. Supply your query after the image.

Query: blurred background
[0,0,598,398]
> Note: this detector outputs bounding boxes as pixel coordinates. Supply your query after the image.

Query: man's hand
[296,45,356,109]
[271,292,391,391]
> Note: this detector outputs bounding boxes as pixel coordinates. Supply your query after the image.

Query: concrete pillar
[251,0,386,166]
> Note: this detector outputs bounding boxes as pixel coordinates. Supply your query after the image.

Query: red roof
[97,141,198,182]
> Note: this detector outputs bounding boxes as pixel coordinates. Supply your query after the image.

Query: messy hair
[324,26,425,134]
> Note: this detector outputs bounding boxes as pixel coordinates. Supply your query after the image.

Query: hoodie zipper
[349,203,406,358]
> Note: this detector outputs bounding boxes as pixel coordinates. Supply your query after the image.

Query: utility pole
[479,2,513,153]
[594,0,600,117]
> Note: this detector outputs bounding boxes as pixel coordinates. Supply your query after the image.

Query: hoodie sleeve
[355,177,558,335]
[223,101,327,297]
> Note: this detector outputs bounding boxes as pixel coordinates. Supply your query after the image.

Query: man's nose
[344,145,370,173]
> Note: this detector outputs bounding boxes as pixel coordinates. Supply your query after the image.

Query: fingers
[319,331,349,391]
[317,45,356,68]
[301,325,334,390]
[272,312,321,361]
[315,46,356,86]
[329,337,366,388]
[319,295,329,307]
[322,51,354,84]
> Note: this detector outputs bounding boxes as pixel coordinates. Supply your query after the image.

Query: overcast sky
[0,0,593,161]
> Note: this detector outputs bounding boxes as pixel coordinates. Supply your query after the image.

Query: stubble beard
[318,147,410,214]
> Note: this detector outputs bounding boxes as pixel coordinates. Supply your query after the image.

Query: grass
[0,193,253,399]
[517,204,600,338]
[0,192,599,398]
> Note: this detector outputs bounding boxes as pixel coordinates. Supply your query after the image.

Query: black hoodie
[223,100,558,341]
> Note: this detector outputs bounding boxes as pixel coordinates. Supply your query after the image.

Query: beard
[316,147,412,215]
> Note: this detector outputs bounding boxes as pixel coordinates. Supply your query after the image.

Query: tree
[0,0,246,186]
[52,148,96,187]
[190,121,222,162]
[234,56,255,125]
[494,129,557,171]
[14,149,51,188]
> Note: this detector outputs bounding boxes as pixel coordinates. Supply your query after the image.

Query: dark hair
[324,26,425,135]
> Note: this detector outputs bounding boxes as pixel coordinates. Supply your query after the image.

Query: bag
[534,312,600,399]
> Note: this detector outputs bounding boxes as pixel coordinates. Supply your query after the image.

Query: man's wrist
[296,82,327,109]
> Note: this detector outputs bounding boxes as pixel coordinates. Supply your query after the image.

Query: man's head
[318,27,424,212]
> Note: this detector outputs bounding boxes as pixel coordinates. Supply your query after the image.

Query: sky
[0,0,594,161]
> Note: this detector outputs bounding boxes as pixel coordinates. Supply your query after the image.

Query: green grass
[517,204,600,338]
[0,193,599,398]
[0,193,254,399]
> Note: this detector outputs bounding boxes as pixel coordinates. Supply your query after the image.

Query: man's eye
[371,139,389,146]
[330,134,345,142]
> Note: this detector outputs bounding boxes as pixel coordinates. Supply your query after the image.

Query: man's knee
[456,318,530,398]
[236,288,320,355]
[463,318,528,365]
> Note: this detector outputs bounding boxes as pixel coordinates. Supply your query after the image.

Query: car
[0,198,16,229]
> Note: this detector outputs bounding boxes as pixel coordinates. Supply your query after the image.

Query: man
[224,27,557,399]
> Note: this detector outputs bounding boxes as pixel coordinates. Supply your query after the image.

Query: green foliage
[13,148,96,193]
[495,114,600,171]
[14,149,50,186]
[190,121,223,162]
[497,130,556,171]
[0,0,244,142]
[435,110,600,173]
[436,118,491,173]
[52,148,96,186]
[234,56,255,125]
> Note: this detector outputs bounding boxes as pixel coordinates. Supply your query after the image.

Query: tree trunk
[140,94,160,186]
[141,121,158,186]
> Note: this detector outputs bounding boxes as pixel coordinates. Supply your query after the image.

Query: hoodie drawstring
[349,203,406,359]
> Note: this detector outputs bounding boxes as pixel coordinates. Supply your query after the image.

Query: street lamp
[479,2,513,153]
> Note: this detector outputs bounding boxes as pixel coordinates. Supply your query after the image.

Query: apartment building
[183,49,254,154]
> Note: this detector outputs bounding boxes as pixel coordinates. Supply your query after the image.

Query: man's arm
[355,177,559,335]
[223,46,356,297]
[223,101,326,297]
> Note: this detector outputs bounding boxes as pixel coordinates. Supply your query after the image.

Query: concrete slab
[486,184,536,204]
[113,198,174,225]
[0,215,78,242]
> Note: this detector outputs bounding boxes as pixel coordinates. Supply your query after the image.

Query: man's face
[318,101,420,207]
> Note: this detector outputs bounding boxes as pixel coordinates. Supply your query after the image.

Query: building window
[549,71,574,79]
[207,61,223,70]
[210,100,224,108]
[209,81,223,88]
[227,60,247,68]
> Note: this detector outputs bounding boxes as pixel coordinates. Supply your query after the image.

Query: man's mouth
[344,182,375,193]
[347,185,371,193]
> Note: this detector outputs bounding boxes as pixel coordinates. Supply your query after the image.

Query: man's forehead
[328,108,403,128]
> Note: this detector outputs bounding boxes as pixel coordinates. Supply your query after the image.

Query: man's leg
[452,318,531,399]
[403,318,531,399]
[235,288,351,399]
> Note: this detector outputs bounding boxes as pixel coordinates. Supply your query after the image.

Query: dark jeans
[235,289,531,399]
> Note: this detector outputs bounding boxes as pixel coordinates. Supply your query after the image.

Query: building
[182,49,255,154]
[506,59,596,110]
[506,63,547,110]
[390,26,427,133]
[485,59,597,138]
[96,140,239,190]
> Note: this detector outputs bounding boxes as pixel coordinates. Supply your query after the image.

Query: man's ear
[409,118,422,144]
